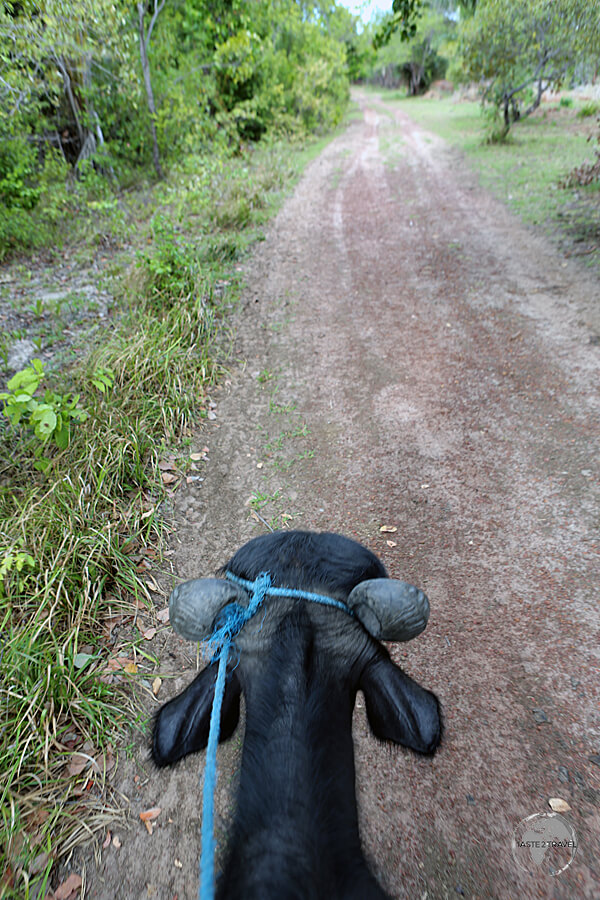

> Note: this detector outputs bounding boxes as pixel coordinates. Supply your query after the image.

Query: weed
[249,489,281,510]
[0,360,89,470]
[30,298,45,319]
[269,396,297,415]
[577,102,599,118]
[0,132,327,897]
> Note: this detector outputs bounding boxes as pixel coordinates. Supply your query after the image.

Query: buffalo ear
[152,665,241,767]
[359,657,441,755]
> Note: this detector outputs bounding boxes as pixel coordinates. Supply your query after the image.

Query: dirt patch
[68,89,599,899]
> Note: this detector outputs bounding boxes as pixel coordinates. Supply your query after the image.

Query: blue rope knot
[199,570,353,900]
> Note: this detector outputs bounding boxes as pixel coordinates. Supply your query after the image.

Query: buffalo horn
[168,578,250,642]
[347,578,430,642]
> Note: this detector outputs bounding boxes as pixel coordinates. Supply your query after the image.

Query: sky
[337,0,392,23]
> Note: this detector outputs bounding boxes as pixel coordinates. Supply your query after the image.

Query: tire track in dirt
[79,90,599,899]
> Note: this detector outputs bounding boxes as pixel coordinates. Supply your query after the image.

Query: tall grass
[0,140,306,899]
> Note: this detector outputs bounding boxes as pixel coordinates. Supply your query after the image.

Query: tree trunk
[137,2,164,180]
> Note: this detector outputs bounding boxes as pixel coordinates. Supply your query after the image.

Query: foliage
[561,114,600,187]
[370,6,455,93]
[457,0,600,140]
[390,94,599,267]
[137,214,201,309]
[374,0,424,49]
[1,359,89,470]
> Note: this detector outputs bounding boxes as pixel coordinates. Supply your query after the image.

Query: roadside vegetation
[388,93,600,266]
[1,0,599,895]
[362,0,600,265]
[0,2,364,896]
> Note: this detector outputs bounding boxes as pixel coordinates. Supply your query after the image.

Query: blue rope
[198,570,353,899]
[224,570,354,617]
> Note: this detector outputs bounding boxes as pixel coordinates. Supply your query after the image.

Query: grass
[384,92,600,266]
[0,132,336,899]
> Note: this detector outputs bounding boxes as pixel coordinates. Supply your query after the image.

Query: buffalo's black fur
[220,530,387,601]
[153,531,442,899]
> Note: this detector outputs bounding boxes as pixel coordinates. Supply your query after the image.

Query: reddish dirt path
[78,90,600,899]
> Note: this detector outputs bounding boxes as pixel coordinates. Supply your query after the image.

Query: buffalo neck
[217,607,387,899]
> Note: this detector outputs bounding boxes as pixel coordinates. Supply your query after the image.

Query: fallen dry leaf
[102,614,129,637]
[144,820,154,835]
[98,746,115,773]
[379,525,397,533]
[152,677,162,696]
[158,459,176,471]
[146,577,159,592]
[549,797,571,812]
[142,626,157,641]
[67,752,93,777]
[161,472,178,484]
[102,830,112,850]
[386,540,397,547]
[105,656,135,672]
[156,607,170,623]
[53,873,82,899]
[112,835,121,849]
[189,452,203,461]
[140,807,162,822]
[123,662,138,675]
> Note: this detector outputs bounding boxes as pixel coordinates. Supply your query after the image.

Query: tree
[137,0,165,179]
[373,0,424,49]
[0,0,130,168]
[370,6,455,94]
[458,0,600,139]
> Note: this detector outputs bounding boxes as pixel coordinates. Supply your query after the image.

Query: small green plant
[257,368,273,383]
[30,297,45,318]
[137,215,200,310]
[91,366,115,394]
[0,545,36,596]
[0,359,89,469]
[249,489,280,510]
[559,96,574,108]
[577,101,600,119]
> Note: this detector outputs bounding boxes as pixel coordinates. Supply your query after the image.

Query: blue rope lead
[198,571,353,900]
[224,570,354,617]
[200,645,230,900]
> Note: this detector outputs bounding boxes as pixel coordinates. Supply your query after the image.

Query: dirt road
[78,90,600,899]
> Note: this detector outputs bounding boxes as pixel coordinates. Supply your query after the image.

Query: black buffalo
[153,530,442,899]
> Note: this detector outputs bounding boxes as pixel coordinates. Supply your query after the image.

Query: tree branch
[146,0,166,47]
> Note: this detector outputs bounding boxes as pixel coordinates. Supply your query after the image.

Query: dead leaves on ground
[65,742,115,779]
[159,446,209,488]
[51,873,82,899]
[140,806,162,835]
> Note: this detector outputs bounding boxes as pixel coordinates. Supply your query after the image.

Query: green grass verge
[0,134,334,899]
[385,93,600,267]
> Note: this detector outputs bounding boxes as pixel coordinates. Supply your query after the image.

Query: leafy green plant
[0,360,88,468]
[0,545,36,596]
[137,215,200,310]
[577,101,600,119]
[91,366,115,394]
